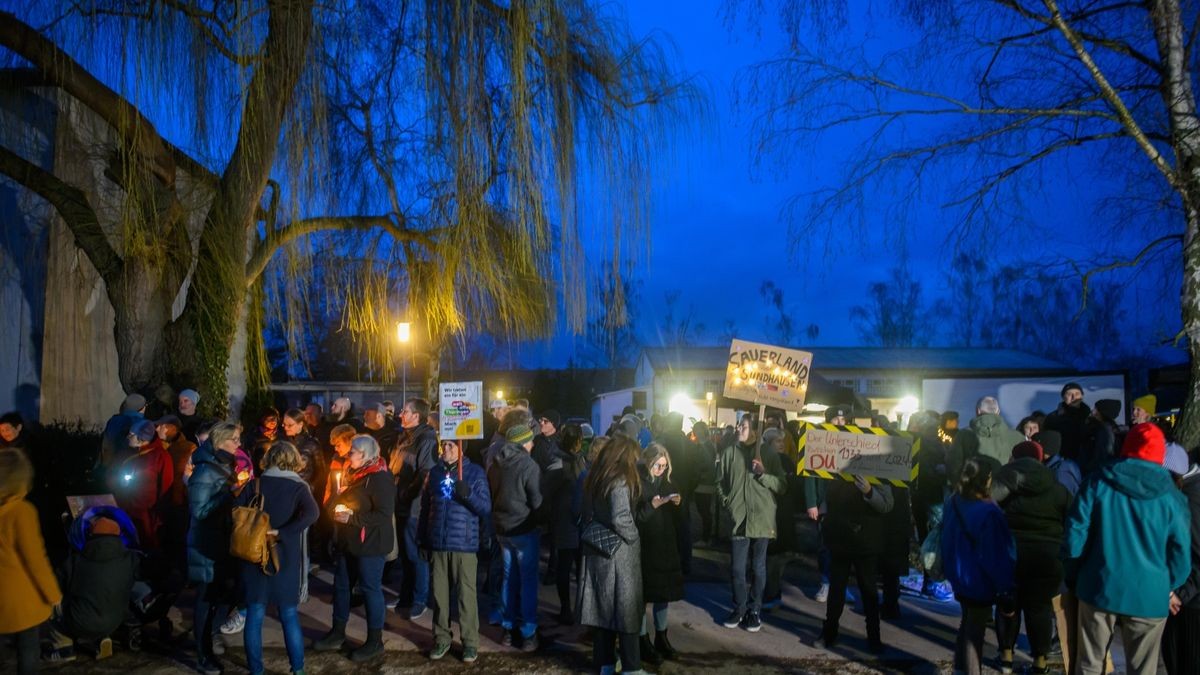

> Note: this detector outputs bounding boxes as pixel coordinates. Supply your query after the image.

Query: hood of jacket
[1099,457,1177,500]
[190,441,231,472]
[970,413,1009,439]
[496,441,532,465]
[1005,457,1056,496]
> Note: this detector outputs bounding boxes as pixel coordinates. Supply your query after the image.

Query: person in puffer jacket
[418,439,491,663]
[942,455,1017,675]
[1063,423,1190,675]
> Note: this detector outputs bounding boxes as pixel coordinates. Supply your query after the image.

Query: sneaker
[815,583,830,603]
[500,630,514,647]
[211,637,225,656]
[409,604,428,620]
[742,611,762,632]
[813,635,835,650]
[925,580,954,603]
[463,646,478,663]
[520,631,539,653]
[219,609,245,635]
[722,610,744,628]
[97,637,113,659]
[430,642,450,660]
[196,656,224,675]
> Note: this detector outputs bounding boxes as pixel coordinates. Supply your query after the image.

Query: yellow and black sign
[797,423,919,487]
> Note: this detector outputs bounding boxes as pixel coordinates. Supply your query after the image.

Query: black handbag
[580,519,622,558]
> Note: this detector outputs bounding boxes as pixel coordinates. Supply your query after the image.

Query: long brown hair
[584,434,642,503]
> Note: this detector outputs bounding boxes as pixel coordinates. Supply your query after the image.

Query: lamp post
[397,321,411,399]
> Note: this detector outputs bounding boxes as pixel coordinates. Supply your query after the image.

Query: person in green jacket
[1063,423,1190,675]
[716,414,786,633]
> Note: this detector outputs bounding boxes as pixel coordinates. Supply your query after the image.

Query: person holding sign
[716,414,786,634]
[418,439,491,663]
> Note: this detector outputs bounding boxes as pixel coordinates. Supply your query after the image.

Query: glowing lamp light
[668,393,704,430]
[896,395,920,415]
[496,390,504,401]
[706,392,713,401]
[397,321,411,343]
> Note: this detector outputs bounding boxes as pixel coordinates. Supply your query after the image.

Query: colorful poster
[723,339,813,412]
[797,423,919,486]
[439,381,484,440]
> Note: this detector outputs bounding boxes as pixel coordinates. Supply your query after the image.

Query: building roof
[641,346,1071,374]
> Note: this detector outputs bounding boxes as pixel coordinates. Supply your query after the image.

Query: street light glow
[397,321,411,343]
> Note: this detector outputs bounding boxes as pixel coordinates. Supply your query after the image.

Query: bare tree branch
[1076,234,1183,317]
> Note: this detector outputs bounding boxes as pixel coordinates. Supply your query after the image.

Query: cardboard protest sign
[797,423,919,486]
[439,381,484,440]
[723,339,813,412]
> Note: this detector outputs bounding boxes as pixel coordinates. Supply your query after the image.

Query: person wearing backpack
[236,442,319,675]
[942,456,1017,675]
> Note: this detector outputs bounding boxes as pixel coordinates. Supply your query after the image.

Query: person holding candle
[316,434,396,662]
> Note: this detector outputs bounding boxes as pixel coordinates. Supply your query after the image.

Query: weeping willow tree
[0,1,696,415]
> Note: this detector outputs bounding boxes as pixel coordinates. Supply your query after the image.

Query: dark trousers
[730,536,769,615]
[693,491,715,541]
[4,625,41,674]
[676,492,693,573]
[193,582,230,661]
[555,547,580,614]
[333,553,386,630]
[824,551,881,644]
[593,628,640,671]
[996,598,1055,657]
[956,599,993,675]
[1163,604,1200,675]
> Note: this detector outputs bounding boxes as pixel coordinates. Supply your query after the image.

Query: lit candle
[334,471,341,494]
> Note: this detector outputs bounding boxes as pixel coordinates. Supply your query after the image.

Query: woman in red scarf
[315,434,396,663]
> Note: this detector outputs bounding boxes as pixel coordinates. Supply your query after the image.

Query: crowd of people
[0,381,1196,675]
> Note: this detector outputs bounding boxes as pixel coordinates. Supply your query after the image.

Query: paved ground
[9,522,1098,674]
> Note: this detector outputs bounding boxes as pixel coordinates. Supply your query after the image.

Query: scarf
[347,456,388,487]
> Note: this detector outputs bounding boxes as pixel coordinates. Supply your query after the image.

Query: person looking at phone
[635,443,685,665]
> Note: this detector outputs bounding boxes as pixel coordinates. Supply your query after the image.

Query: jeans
[4,625,40,674]
[730,536,769,615]
[498,531,540,637]
[244,604,304,674]
[594,628,640,671]
[405,515,430,608]
[333,553,386,630]
[193,582,230,660]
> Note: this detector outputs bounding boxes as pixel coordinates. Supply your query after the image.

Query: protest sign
[797,423,919,486]
[723,339,813,412]
[439,381,484,440]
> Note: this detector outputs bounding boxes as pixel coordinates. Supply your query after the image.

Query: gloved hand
[454,480,471,501]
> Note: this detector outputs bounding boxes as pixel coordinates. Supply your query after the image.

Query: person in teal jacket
[1063,423,1190,675]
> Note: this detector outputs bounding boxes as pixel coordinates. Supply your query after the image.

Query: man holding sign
[716,414,787,633]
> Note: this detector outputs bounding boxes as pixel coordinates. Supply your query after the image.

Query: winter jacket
[487,442,543,536]
[60,534,137,640]
[991,458,1070,602]
[542,446,587,550]
[1175,465,1200,609]
[532,432,561,472]
[577,479,643,632]
[1064,458,1191,618]
[941,494,1016,604]
[964,413,1025,466]
[390,423,438,519]
[100,410,143,469]
[660,430,697,495]
[186,443,237,583]
[1078,418,1117,476]
[822,479,894,557]
[693,438,718,493]
[238,471,319,607]
[329,460,396,558]
[1043,402,1091,461]
[177,411,204,444]
[282,430,323,493]
[1045,454,1082,498]
[0,498,62,633]
[717,441,787,539]
[419,458,491,553]
[636,468,684,603]
[109,440,174,551]
[164,434,197,508]
[914,430,948,507]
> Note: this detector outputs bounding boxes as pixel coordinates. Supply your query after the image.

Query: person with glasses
[315,434,396,663]
[388,398,438,619]
[716,414,786,634]
[635,443,684,665]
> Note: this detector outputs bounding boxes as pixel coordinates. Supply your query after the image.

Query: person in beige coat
[0,447,63,673]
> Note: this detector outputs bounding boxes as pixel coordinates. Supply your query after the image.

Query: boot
[639,633,662,665]
[350,628,384,662]
[654,629,678,660]
[313,621,347,652]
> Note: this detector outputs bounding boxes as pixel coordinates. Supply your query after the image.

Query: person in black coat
[1163,454,1200,674]
[50,513,138,654]
[315,434,396,663]
[237,442,319,675]
[542,423,587,626]
[635,443,685,665]
[388,398,438,618]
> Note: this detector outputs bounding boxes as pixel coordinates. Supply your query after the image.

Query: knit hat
[1132,394,1157,418]
[538,409,562,429]
[1094,399,1121,422]
[1012,441,1044,463]
[1164,442,1189,476]
[825,405,852,423]
[120,393,147,413]
[505,424,535,445]
[1120,423,1166,464]
[91,516,121,538]
[179,389,200,405]
[580,423,595,439]
[1033,430,1062,458]
[1061,382,1084,398]
[131,419,157,442]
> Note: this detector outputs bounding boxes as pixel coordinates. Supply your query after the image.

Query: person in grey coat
[577,434,646,675]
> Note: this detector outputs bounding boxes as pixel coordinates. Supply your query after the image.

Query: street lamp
[397,321,411,399]
[495,390,504,402]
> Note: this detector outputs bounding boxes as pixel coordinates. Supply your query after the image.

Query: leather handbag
[230,480,279,575]
[580,519,622,558]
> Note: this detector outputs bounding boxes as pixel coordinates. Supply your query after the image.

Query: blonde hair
[330,424,357,446]
[0,448,32,503]
[208,422,241,452]
[264,441,304,473]
[641,442,672,482]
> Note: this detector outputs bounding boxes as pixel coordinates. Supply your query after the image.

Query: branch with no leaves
[1075,234,1183,318]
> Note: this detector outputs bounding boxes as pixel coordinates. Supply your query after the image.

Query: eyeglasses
[651,461,668,470]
